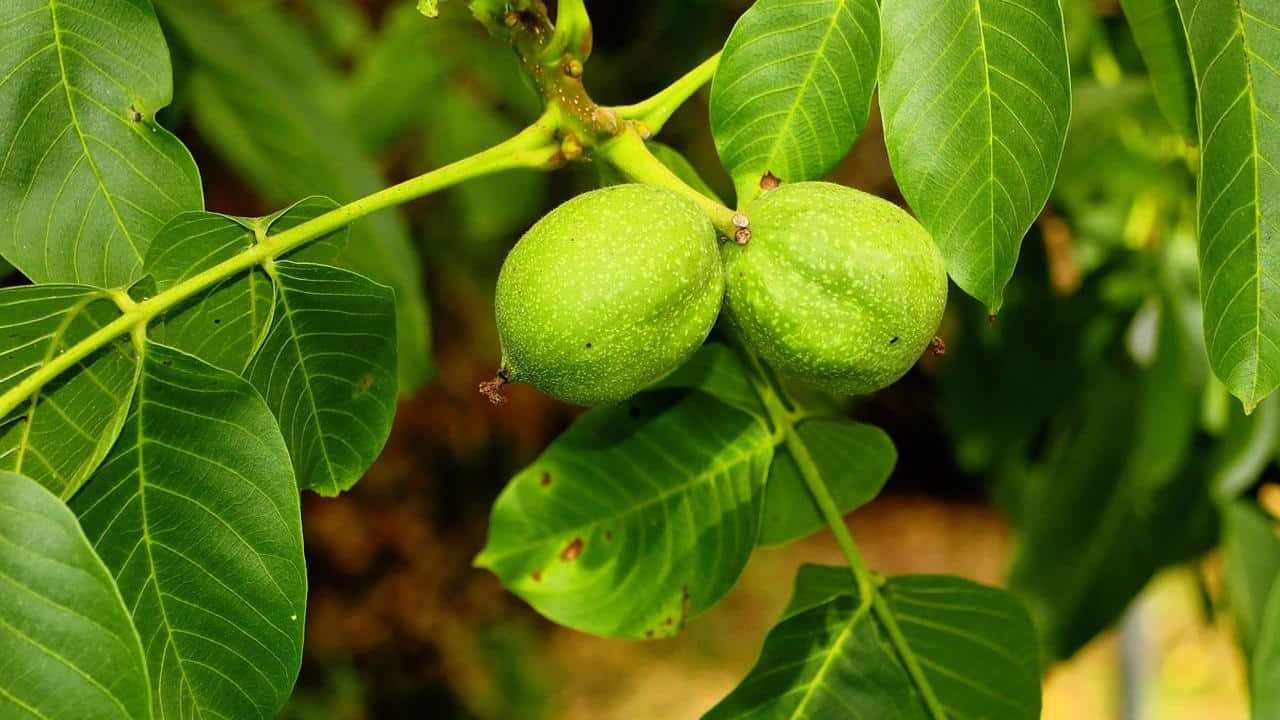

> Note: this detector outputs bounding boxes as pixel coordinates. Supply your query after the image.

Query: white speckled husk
[496,185,724,405]
[722,182,948,395]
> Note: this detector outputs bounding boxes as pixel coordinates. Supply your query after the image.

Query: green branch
[0,117,561,421]
[612,52,721,136]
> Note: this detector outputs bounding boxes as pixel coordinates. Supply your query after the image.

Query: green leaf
[0,0,202,287]
[144,196,349,373]
[1179,0,1280,411]
[1255,560,1280,716]
[709,0,881,204]
[759,419,895,546]
[1223,500,1280,657]
[0,471,150,720]
[477,391,774,640]
[156,0,432,390]
[429,88,547,247]
[878,0,1071,313]
[1210,396,1280,499]
[655,342,763,416]
[342,4,449,151]
[1118,0,1197,139]
[0,286,139,498]
[246,261,397,496]
[705,565,1041,720]
[1008,300,1214,658]
[71,342,307,720]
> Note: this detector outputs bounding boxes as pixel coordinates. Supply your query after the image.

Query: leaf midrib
[756,0,849,182]
[46,0,140,277]
[1235,0,1265,407]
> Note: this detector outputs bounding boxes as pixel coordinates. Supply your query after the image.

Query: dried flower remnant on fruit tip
[479,368,510,405]
[760,171,781,190]
[930,336,946,356]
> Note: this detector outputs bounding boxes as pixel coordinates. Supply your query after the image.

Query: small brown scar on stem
[560,537,584,562]
[930,337,947,356]
[479,368,511,405]
[759,171,781,190]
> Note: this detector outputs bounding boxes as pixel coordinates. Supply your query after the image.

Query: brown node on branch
[479,368,511,405]
[732,214,752,245]
[759,171,781,190]
[562,57,583,78]
[929,336,947,356]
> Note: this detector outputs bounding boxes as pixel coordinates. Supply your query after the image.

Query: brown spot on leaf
[560,537,584,562]
[352,372,374,398]
[663,616,673,626]
[759,171,781,190]
[127,105,142,123]
[539,471,552,487]
[604,530,614,542]
[644,629,655,639]
[531,570,543,582]
[680,585,691,624]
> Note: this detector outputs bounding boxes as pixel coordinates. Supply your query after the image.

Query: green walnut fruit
[493,184,724,405]
[722,182,947,395]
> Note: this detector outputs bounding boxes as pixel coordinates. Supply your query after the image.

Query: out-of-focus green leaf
[1008,297,1214,659]
[705,565,1041,720]
[1118,0,1196,139]
[1211,397,1280,499]
[0,286,139,499]
[430,88,547,249]
[157,0,432,390]
[146,197,349,373]
[1179,0,1280,412]
[1256,555,1280,716]
[247,262,398,496]
[710,0,880,204]
[477,391,773,640]
[0,0,203,288]
[759,419,895,546]
[343,5,449,151]
[72,342,307,720]
[1223,501,1280,658]
[879,0,1071,313]
[0,471,151,720]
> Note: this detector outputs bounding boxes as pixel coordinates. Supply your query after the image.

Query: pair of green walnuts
[492,181,948,406]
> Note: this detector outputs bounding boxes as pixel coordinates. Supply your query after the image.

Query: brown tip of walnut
[759,171,781,190]
[479,370,510,405]
[929,337,947,356]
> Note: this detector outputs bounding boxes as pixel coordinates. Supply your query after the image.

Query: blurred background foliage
[143,0,1279,717]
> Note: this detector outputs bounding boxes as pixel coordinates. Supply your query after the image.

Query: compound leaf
[0,471,151,720]
[477,391,774,640]
[71,342,306,720]
[1179,0,1280,411]
[878,0,1071,313]
[710,0,880,204]
[0,0,202,287]
[705,566,1041,720]
[0,285,139,499]
[145,196,348,374]
[156,0,432,390]
[246,261,397,496]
